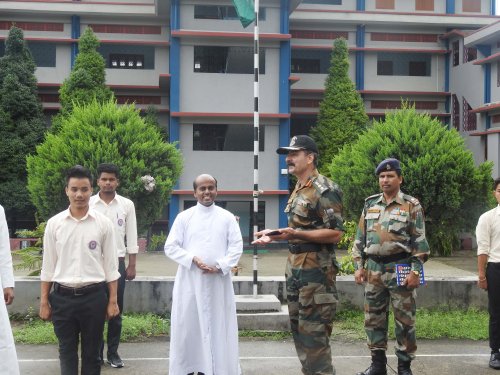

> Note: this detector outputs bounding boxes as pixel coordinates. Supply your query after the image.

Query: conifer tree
[310,38,368,172]
[51,27,113,132]
[0,26,45,230]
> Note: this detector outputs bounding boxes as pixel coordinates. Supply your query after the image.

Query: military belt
[288,243,322,254]
[367,252,409,264]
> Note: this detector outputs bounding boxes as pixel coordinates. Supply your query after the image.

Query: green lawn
[11,308,489,344]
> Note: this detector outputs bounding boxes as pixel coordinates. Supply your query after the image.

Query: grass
[332,307,489,341]
[12,313,170,345]
[11,308,489,345]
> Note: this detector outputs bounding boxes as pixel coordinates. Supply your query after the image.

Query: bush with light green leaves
[328,104,492,256]
[27,99,183,232]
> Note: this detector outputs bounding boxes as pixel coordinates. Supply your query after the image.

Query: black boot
[397,358,413,375]
[355,351,387,375]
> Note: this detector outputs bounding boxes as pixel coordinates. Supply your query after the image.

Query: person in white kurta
[0,204,20,375]
[165,174,243,375]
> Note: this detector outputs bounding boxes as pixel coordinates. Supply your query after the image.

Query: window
[376,0,395,9]
[109,54,144,69]
[194,46,265,74]
[452,41,459,66]
[194,5,266,21]
[463,47,477,63]
[377,60,393,75]
[291,49,331,74]
[193,124,265,151]
[99,44,155,69]
[409,61,427,76]
[377,53,431,76]
[452,95,460,130]
[462,0,481,12]
[27,42,56,67]
[462,97,476,131]
[415,0,434,10]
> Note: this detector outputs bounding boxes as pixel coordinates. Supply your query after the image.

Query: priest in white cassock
[164,174,243,375]
[0,204,20,375]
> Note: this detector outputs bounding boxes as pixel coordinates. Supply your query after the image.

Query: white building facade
[0,0,498,240]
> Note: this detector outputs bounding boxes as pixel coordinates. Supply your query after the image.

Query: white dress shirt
[90,193,138,258]
[476,205,500,263]
[41,208,121,287]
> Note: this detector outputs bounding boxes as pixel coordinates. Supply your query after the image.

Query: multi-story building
[0,0,498,241]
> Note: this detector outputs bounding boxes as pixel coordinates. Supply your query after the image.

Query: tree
[329,104,492,256]
[27,99,183,233]
[310,38,368,172]
[0,26,46,231]
[51,27,113,132]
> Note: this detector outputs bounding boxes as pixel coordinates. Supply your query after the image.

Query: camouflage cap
[375,158,401,175]
[276,135,319,155]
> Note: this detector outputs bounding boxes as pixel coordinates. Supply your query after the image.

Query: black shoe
[490,353,500,370]
[397,359,412,375]
[356,351,387,375]
[107,352,124,368]
[98,356,104,366]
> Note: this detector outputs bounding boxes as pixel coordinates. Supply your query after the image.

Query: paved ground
[121,248,479,278]
[17,337,496,375]
[13,249,483,374]
[13,247,479,279]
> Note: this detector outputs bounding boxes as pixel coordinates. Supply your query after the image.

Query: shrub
[329,104,492,256]
[27,99,183,232]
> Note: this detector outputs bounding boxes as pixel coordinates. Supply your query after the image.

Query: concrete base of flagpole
[235,294,290,331]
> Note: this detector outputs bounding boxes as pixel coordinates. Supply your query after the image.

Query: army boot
[355,350,387,375]
[397,358,413,375]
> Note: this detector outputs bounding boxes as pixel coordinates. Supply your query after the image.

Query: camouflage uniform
[285,170,344,375]
[351,190,430,362]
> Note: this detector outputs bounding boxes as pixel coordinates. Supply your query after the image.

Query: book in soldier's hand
[395,264,425,286]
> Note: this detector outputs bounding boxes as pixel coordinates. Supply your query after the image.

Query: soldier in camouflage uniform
[253,135,344,375]
[352,158,430,375]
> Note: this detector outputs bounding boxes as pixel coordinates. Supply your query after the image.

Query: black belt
[367,252,409,264]
[288,243,322,254]
[54,282,105,296]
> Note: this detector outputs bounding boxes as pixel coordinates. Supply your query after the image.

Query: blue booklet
[395,264,425,286]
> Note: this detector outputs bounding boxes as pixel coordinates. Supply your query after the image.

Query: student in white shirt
[90,163,138,368]
[40,165,120,375]
[477,177,500,370]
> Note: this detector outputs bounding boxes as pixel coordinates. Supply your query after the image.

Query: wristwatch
[411,270,419,277]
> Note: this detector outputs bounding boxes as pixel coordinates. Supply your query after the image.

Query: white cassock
[0,205,20,375]
[165,202,243,375]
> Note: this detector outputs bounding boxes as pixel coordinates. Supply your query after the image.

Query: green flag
[232,0,255,28]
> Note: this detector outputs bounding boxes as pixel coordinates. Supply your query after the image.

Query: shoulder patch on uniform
[312,177,329,195]
[403,194,420,206]
[365,193,382,201]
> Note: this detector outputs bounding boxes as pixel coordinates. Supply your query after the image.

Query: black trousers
[103,259,126,356]
[487,262,500,351]
[50,285,107,375]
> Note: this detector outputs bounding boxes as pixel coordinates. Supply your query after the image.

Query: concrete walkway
[13,248,479,279]
[17,337,496,375]
[89,248,480,278]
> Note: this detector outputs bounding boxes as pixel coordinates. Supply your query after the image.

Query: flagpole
[252,0,260,298]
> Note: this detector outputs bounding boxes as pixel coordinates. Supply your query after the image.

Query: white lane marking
[18,354,490,363]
